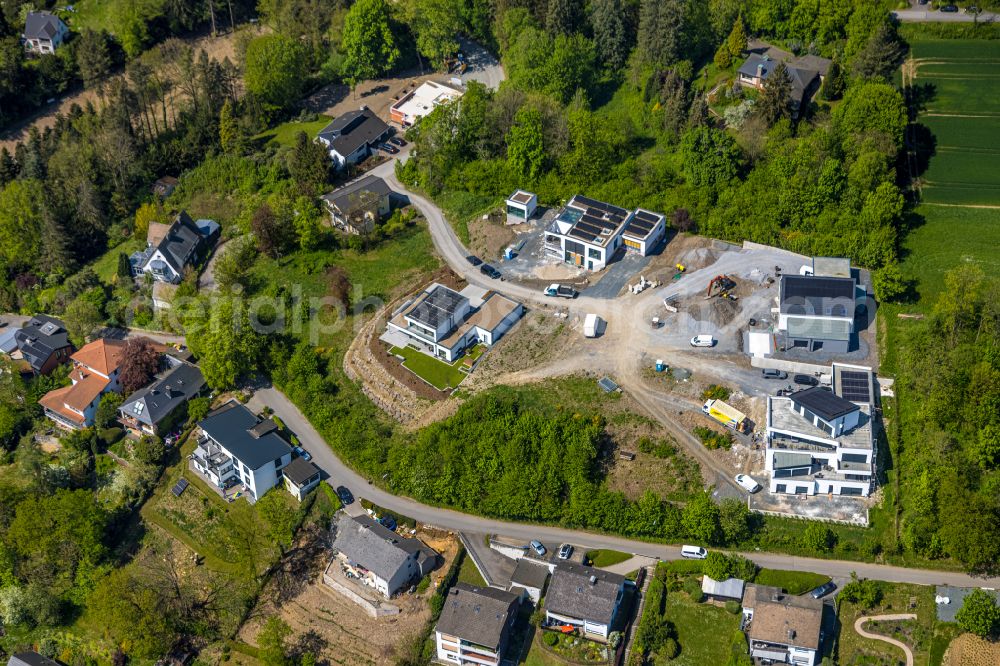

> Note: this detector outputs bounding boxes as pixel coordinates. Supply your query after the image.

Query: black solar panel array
[783,275,854,301]
[792,386,858,422]
[839,370,871,403]
[624,210,663,239]
[575,195,628,218]
[408,286,465,329]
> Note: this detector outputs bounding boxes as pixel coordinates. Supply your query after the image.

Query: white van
[690,335,715,348]
[681,545,708,559]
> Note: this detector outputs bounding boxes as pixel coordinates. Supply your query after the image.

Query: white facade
[390,80,463,127]
[24,13,69,54]
[191,432,291,501]
[335,551,418,598]
[436,631,504,666]
[544,196,665,271]
[545,610,613,639]
[506,190,538,224]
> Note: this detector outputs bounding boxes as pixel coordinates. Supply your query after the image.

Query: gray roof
[785,316,851,342]
[317,109,390,158]
[155,211,208,275]
[118,362,205,427]
[791,386,859,422]
[0,327,21,354]
[511,559,550,589]
[282,456,320,487]
[332,514,417,582]
[935,586,1000,623]
[24,11,65,40]
[812,257,851,278]
[436,583,520,649]
[545,562,627,626]
[198,402,292,470]
[738,54,819,104]
[15,314,71,372]
[8,653,61,666]
[321,175,393,213]
[702,576,746,600]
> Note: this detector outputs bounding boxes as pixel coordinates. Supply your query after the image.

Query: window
[841,487,863,496]
[588,247,601,259]
[795,486,809,494]
[776,484,786,493]
[842,453,868,463]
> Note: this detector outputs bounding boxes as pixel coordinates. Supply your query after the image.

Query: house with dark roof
[544,562,630,640]
[7,652,63,666]
[435,583,521,666]
[11,314,73,375]
[192,402,293,501]
[544,195,666,271]
[509,558,550,602]
[777,257,864,353]
[117,360,206,437]
[130,211,216,284]
[332,514,438,597]
[385,282,523,363]
[742,584,824,666]
[737,51,832,116]
[320,175,394,235]
[38,338,129,429]
[766,366,877,498]
[316,108,391,169]
[282,455,321,500]
[23,11,69,54]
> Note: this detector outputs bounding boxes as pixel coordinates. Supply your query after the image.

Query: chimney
[589,575,598,585]
[757,63,764,78]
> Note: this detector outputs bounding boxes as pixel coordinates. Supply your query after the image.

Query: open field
[255,115,334,149]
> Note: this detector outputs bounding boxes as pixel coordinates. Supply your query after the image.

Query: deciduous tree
[342,0,400,82]
[244,34,307,111]
[956,588,1000,638]
[119,337,162,394]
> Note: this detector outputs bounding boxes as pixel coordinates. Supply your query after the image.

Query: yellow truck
[702,399,750,433]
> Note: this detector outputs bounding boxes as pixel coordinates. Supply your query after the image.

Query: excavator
[706,275,736,299]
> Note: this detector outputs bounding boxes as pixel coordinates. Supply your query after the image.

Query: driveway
[459,38,504,90]
[893,7,999,21]
[583,252,653,299]
[198,239,230,292]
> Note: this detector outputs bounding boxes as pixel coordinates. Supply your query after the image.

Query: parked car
[762,368,788,380]
[293,446,312,462]
[940,4,958,11]
[558,544,574,560]
[529,540,546,556]
[480,264,502,279]
[680,545,708,559]
[544,283,578,298]
[336,486,354,505]
[466,255,483,267]
[388,135,407,147]
[690,335,716,347]
[379,143,399,155]
[735,474,762,493]
[811,581,837,599]
[794,374,819,386]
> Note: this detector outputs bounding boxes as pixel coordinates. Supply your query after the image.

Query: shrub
[543,631,559,647]
[683,577,704,602]
[840,575,882,609]
[693,426,732,450]
[725,600,741,614]
[701,384,731,401]
[99,427,124,447]
[661,637,679,659]
[800,523,837,552]
[416,575,431,594]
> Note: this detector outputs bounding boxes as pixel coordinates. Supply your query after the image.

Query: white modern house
[544,195,665,271]
[544,563,629,641]
[23,11,69,54]
[332,514,438,598]
[390,80,463,127]
[435,584,521,666]
[505,190,538,224]
[742,584,823,666]
[776,257,864,353]
[385,283,523,362]
[765,364,876,497]
[316,108,391,169]
[191,402,293,501]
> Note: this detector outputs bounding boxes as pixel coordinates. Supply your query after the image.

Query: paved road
[253,384,1000,588]
[854,614,917,666]
[893,7,1000,22]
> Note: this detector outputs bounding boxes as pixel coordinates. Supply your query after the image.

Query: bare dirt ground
[239,527,459,666]
[463,309,576,390]
[468,212,516,261]
[943,633,1000,666]
[306,70,438,122]
[0,26,256,152]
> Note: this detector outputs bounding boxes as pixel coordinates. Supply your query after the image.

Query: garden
[537,629,612,664]
[390,344,471,391]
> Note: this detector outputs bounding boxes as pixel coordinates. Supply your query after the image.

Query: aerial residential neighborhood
[1,0,999,665]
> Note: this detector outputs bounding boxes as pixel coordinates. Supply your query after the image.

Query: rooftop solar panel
[783,275,854,301]
[791,386,858,422]
[634,210,660,223]
[839,370,871,403]
[569,227,597,242]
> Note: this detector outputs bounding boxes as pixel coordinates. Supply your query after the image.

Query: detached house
[742,584,824,666]
[11,314,73,375]
[8,653,62,666]
[281,456,322,501]
[776,257,863,353]
[331,514,438,598]
[435,584,521,666]
[118,359,206,437]
[23,11,69,54]
[192,402,293,501]
[390,80,463,127]
[737,51,832,117]
[544,563,629,640]
[316,108,391,169]
[130,211,217,284]
[39,338,127,429]
[320,175,393,235]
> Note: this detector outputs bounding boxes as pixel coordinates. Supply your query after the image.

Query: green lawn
[585,549,632,567]
[254,115,334,148]
[67,0,166,32]
[836,582,943,666]
[754,569,830,596]
[390,345,467,390]
[456,553,487,587]
[666,587,742,666]
[88,237,145,284]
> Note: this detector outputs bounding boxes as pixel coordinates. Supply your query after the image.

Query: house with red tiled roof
[39,338,129,430]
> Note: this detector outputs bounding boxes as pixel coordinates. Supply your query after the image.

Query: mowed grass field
[911,39,1000,206]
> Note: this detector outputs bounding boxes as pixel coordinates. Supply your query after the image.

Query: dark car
[794,374,819,386]
[762,368,788,380]
[466,255,483,267]
[388,135,407,147]
[335,486,354,505]
[481,264,502,279]
[379,143,399,155]
[940,4,958,11]
[811,581,837,599]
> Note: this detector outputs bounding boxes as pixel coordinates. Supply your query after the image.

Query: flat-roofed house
[544,562,629,640]
[332,514,438,597]
[390,80,463,127]
[435,583,521,665]
[506,190,538,224]
[742,584,823,666]
[777,264,862,353]
[386,283,523,362]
